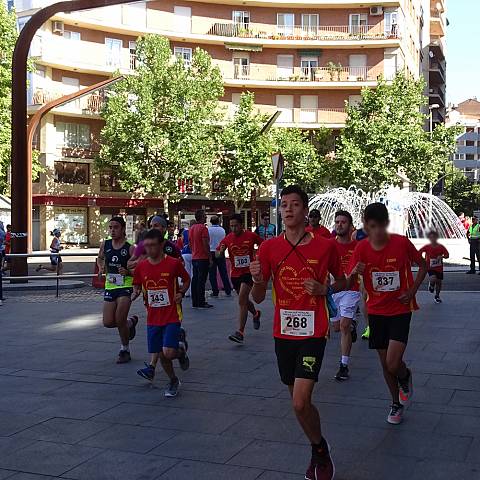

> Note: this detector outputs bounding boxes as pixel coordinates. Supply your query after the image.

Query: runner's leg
[435,279,442,298]
[102,301,117,329]
[340,317,353,359]
[237,282,250,334]
[377,349,400,403]
[115,296,131,349]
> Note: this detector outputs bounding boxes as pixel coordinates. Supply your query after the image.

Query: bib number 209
[280,310,314,337]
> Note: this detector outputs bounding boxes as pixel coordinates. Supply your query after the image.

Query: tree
[444,166,480,216]
[97,35,224,211]
[333,73,459,192]
[0,3,18,194]
[216,92,273,212]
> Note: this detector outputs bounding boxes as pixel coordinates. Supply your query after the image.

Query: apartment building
[14,0,433,248]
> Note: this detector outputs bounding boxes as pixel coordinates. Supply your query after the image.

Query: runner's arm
[398,240,428,304]
[97,241,105,274]
[131,284,141,302]
[250,244,271,303]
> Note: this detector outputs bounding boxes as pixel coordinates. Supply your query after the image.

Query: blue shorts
[50,255,62,266]
[147,323,181,353]
[104,288,133,302]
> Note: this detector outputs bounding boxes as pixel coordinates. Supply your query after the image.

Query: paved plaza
[1,282,480,480]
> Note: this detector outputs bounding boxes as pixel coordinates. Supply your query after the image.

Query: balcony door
[277,54,293,80]
[233,55,250,79]
[174,6,192,34]
[277,13,294,36]
[105,37,122,68]
[62,76,80,109]
[301,14,319,36]
[384,53,398,80]
[232,10,250,29]
[301,56,318,81]
[349,13,368,35]
[276,95,293,123]
[300,95,318,123]
[349,54,367,80]
[384,11,398,36]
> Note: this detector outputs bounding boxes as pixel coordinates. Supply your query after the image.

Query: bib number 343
[280,310,314,337]
[372,271,400,292]
[147,289,170,308]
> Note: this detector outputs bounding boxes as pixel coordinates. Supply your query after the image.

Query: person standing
[180,219,195,297]
[0,222,5,274]
[466,216,480,274]
[255,212,276,240]
[134,222,147,244]
[208,215,232,298]
[189,210,213,308]
[1,225,11,274]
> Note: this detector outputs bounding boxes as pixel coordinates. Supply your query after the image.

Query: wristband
[252,278,265,285]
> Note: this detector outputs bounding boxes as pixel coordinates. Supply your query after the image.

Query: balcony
[224,64,384,88]
[430,8,446,36]
[429,60,446,84]
[278,107,347,126]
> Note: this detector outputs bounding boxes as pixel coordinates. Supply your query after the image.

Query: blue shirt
[181,229,191,255]
[255,223,276,240]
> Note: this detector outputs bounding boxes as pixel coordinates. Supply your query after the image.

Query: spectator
[180,219,195,297]
[167,221,176,242]
[134,222,147,244]
[0,222,5,274]
[466,216,480,274]
[2,224,12,274]
[208,215,232,298]
[189,210,213,308]
[255,212,276,240]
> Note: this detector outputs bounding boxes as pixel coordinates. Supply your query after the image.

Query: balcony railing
[207,23,400,41]
[229,64,383,83]
[31,88,105,115]
[277,108,347,125]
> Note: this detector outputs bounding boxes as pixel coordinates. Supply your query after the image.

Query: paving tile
[450,390,480,407]
[434,414,480,437]
[341,453,419,480]
[0,469,16,480]
[410,459,480,480]
[157,460,263,479]
[91,402,174,426]
[0,412,50,436]
[7,474,58,480]
[256,472,303,480]
[426,374,480,391]
[31,398,120,420]
[61,450,178,480]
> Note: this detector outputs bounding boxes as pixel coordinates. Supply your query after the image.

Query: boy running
[419,231,449,304]
[132,229,191,397]
[217,213,262,344]
[347,203,427,425]
[250,185,345,480]
[330,210,360,381]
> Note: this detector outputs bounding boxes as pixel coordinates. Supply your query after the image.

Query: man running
[217,213,262,344]
[330,210,361,381]
[250,185,345,480]
[132,229,191,397]
[306,209,331,238]
[347,203,427,425]
[419,230,449,304]
[97,217,137,364]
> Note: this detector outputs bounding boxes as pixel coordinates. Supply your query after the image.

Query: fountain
[309,186,466,239]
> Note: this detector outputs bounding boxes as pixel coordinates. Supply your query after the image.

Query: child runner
[250,185,345,480]
[419,230,449,304]
[347,203,427,425]
[217,213,262,344]
[133,229,191,397]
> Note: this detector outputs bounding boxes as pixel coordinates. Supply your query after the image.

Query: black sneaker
[164,377,180,397]
[116,350,131,364]
[306,441,335,480]
[253,310,261,330]
[466,270,476,274]
[434,296,442,304]
[334,363,349,381]
[200,303,214,308]
[129,315,139,341]
[178,344,190,371]
[228,331,244,344]
[351,319,358,343]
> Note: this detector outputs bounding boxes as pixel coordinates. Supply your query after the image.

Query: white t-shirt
[208,225,226,252]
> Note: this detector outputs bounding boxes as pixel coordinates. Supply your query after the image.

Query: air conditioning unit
[370,6,384,16]
[52,20,64,35]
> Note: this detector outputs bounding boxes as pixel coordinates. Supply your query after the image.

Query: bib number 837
[285,316,308,329]
[377,276,394,287]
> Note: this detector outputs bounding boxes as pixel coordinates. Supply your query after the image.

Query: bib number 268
[280,309,314,337]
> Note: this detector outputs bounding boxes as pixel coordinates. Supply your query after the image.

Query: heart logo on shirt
[278,265,316,301]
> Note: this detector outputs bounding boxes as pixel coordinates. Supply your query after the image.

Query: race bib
[430,257,442,268]
[147,289,170,308]
[234,255,250,268]
[372,271,400,292]
[107,273,124,286]
[280,309,314,337]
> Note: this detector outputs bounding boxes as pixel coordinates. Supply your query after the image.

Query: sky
[446,0,480,105]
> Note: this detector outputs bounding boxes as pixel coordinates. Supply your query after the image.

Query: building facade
[14,0,436,248]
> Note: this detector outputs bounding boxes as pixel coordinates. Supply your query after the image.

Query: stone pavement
[0,285,480,480]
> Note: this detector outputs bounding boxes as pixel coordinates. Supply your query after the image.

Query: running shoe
[351,319,358,343]
[164,377,180,397]
[228,331,244,344]
[398,368,413,406]
[129,315,139,341]
[428,282,434,293]
[334,363,349,381]
[305,442,335,480]
[361,326,370,340]
[116,350,131,364]
[434,296,442,304]
[178,343,190,371]
[387,403,404,425]
[199,303,214,309]
[253,310,261,330]
[137,363,155,382]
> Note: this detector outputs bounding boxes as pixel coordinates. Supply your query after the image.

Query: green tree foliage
[0,3,18,193]
[334,73,458,191]
[97,35,224,208]
[444,166,480,216]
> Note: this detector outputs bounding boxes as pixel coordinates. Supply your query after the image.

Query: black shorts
[274,337,326,385]
[368,313,412,350]
[428,270,443,280]
[50,255,62,266]
[231,273,253,293]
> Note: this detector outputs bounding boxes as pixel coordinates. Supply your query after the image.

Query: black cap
[309,209,321,218]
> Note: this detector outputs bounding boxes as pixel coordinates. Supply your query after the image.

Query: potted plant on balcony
[327,62,342,81]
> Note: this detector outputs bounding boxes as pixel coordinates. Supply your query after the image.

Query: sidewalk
[0,288,479,479]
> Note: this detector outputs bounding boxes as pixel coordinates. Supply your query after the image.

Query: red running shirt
[347,234,423,316]
[306,225,332,238]
[419,243,449,272]
[218,230,263,278]
[258,233,343,340]
[133,256,190,326]
[332,239,359,292]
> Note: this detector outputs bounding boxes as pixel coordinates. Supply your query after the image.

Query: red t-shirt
[189,223,209,260]
[419,243,449,272]
[347,234,423,316]
[218,230,263,278]
[5,232,11,254]
[133,256,190,326]
[258,232,343,340]
[333,239,359,292]
[306,225,331,238]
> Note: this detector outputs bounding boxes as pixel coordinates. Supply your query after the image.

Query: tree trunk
[250,188,257,230]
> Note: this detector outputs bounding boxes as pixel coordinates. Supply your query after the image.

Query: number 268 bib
[280,309,314,337]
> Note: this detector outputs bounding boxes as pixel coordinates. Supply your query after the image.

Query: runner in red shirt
[217,213,263,344]
[330,210,361,382]
[306,208,331,238]
[250,185,345,480]
[347,202,427,425]
[419,230,449,304]
[132,229,191,398]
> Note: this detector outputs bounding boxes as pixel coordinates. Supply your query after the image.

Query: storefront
[53,207,88,244]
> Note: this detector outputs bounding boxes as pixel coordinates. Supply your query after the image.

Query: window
[233,10,250,29]
[277,13,294,36]
[384,11,398,36]
[301,14,319,36]
[233,56,249,79]
[454,154,465,161]
[300,95,318,123]
[466,127,475,133]
[349,54,367,80]
[100,168,123,192]
[300,56,318,80]
[56,122,91,149]
[349,13,368,35]
[105,37,122,68]
[173,6,192,34]
[277,54,294,79]
[64,30,81,41]
[54,161,90,184]
[54,207,88,244]
[466,154,475,160]
[129,41,137,70]
[348,95,363,107]
[276,95,294,123]
[466,141,475,147]
[174,46,192,67]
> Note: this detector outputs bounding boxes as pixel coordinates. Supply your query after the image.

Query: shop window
[54,207,88,244]
[54,161,90,184]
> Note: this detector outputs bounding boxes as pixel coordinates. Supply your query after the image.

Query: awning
[298,49,323,56]
[224,43,263,52]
